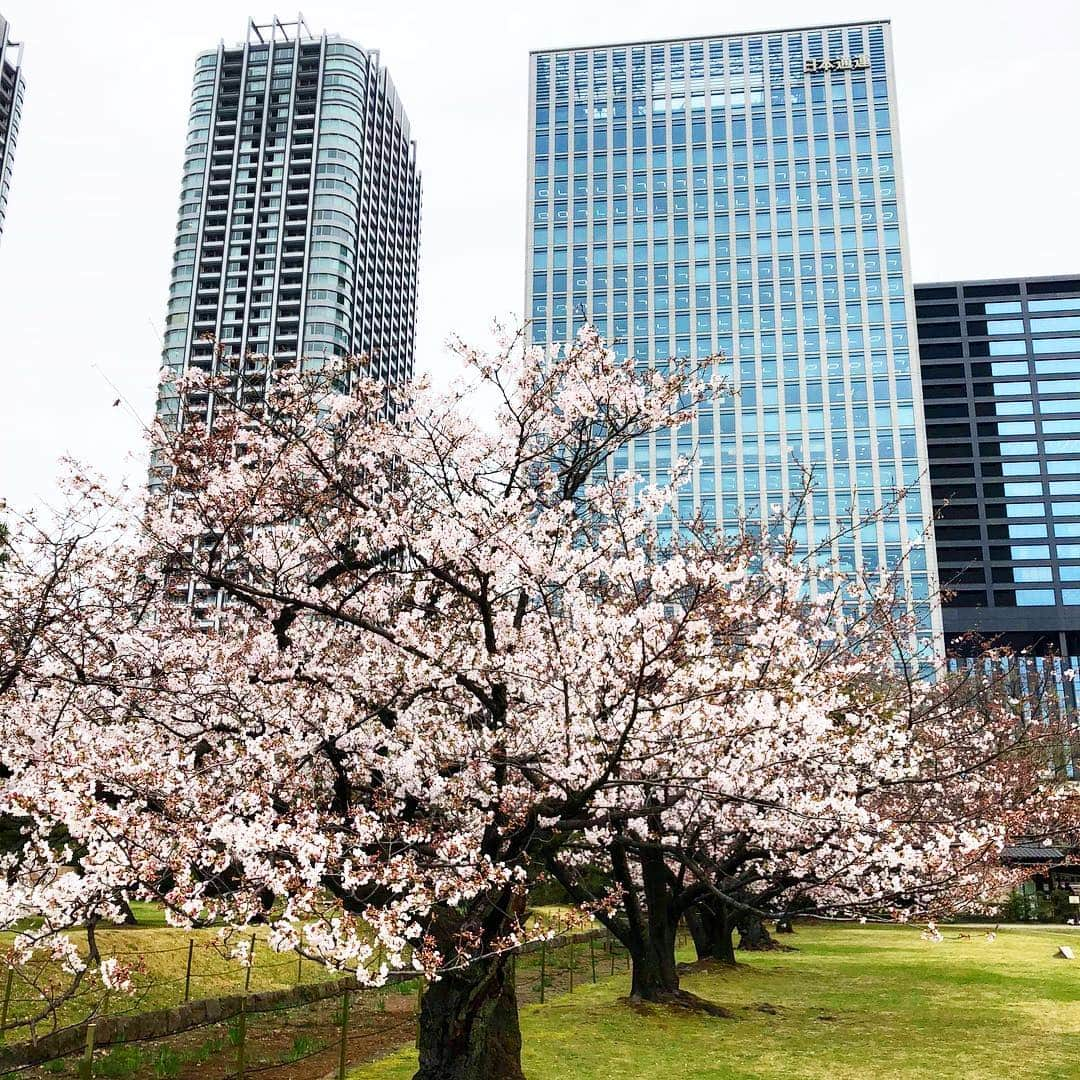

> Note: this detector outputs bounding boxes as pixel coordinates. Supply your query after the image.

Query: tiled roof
[1001,844,1069,862]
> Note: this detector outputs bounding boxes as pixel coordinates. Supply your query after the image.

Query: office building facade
[526,21,941,649]
[0,13,24,246]
[916,274,1080,658]
[158,16,421,429]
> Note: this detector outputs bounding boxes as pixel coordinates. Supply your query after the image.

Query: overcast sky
[1,0,1078,512]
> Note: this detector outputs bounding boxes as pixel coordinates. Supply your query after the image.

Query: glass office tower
[157,17,421,430]
[917,274,1080,658]
[527,21,941,651]
[0,13,25,247]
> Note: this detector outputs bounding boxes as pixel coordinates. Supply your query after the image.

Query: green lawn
[350,923,1080,1080]
[0,907,334,1034]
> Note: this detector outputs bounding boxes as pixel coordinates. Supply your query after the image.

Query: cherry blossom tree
[2,328,722,1077]
[541,538,1060,1005]
[0,327,1069,1077]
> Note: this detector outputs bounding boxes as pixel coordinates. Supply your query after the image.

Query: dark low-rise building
[915,274,1080,663]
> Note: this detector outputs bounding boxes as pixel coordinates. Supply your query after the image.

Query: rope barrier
[100,944,194,956]
[0,986,372,1073]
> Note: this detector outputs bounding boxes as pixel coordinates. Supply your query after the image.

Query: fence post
[78,1022,96,1080]
[236,996,247,1080]
[0,966,13,1042]
[296,947,302,987]
[608,930,616,976]
[183,939,194,1003]
[244,932,256,993]
[414,977,424,1050]
[337,989,350,1080]
[590,935,597,983]
[568,937,574,993]
[539,940,546,1004]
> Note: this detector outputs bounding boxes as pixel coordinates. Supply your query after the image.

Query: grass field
[350,922,1080,1080]
[0,903,335,1033]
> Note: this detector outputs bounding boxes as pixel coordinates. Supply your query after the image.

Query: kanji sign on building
[803,54,869,74]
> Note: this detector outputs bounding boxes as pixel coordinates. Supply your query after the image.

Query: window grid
[0,13,25,246]
[916,275,1080,654]
[528,22,941,651]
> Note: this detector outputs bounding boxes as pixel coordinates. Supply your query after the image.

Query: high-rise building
[157,16,421,429]
[916,274,1080,658]
[526,21,941,650]
[0,12,25,246]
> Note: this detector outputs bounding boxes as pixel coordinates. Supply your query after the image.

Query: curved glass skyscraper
[0,13,25,247]
[158,17,421,429]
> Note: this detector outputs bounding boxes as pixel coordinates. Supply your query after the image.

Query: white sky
[1,0,1078,512]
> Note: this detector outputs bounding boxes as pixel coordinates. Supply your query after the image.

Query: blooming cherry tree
[4,330,715,1076]
[542,537,1057,1003]
[0,328,1067,1077]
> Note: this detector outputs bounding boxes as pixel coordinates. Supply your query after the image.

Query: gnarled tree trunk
[414,949,524,1080]
[628,913,681,1002]
[686,908,710,961]
[737,912,779,951]
[626,836,683,1004]
[545,840,729,1015]
[688,903,736,965]
[113,893,138,926]
[626,893,731,1015]
[625,847,729,1014]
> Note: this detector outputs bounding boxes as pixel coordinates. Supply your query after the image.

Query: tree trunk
[689,904,735,964]
[737,912,778,951]
[686,909,710,961]
[112,893,138,926]
[629,928,681,1002]
[627,906,732,1016]
[414,950,523,1080]
[628,839,682,1003]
